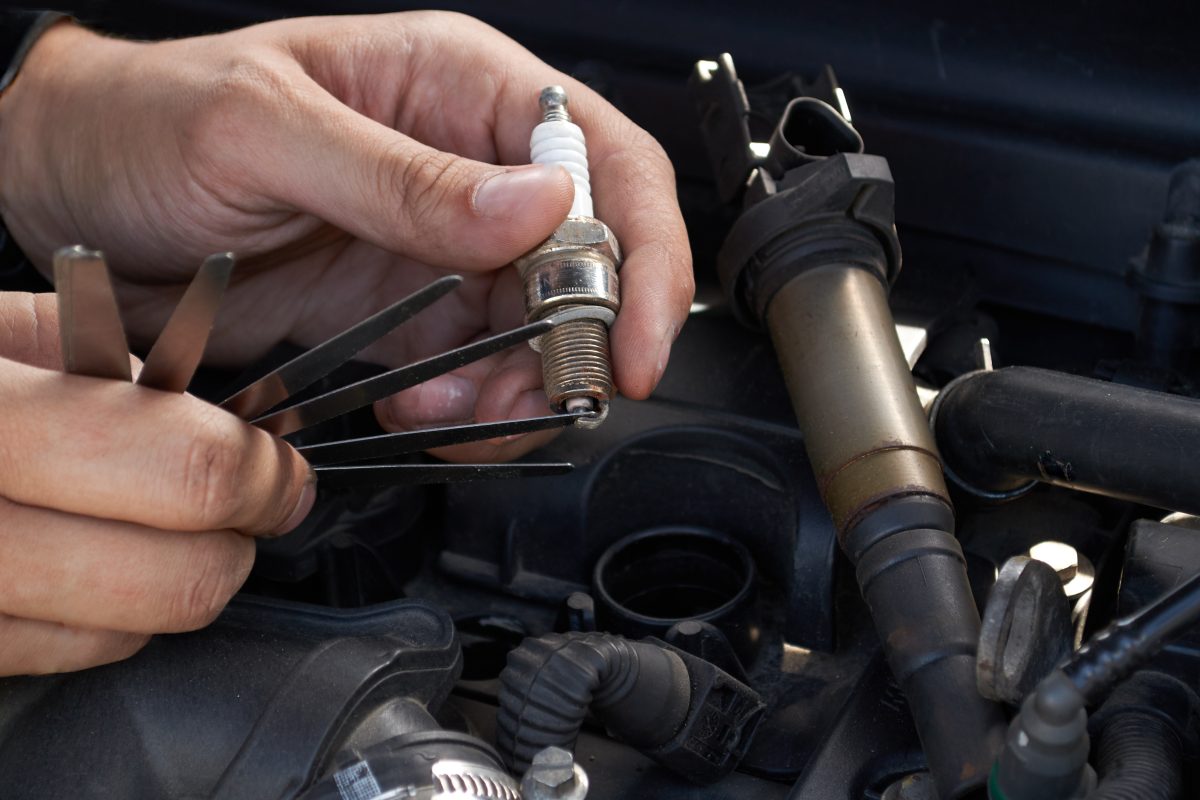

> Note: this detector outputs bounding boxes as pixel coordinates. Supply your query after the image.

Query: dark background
[9,0,1200,336]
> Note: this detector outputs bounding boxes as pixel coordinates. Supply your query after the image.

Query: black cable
[495,631,765,784]
[1063,570,1200,702]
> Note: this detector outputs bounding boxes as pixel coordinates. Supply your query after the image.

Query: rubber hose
[1088,713,1183,800]
[496,632,692,773]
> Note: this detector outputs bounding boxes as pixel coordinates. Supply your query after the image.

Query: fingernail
[277,469,316,535]
[473,165,564,220]
[651,324,678,392]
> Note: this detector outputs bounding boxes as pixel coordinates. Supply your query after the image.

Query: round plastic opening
[593,527,755,627]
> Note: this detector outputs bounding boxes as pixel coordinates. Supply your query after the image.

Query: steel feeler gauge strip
[219,275,463,420]
[298,411,587,466]
[54,246,134,381]
[251,318,557,437]
[137,253,234,392]
[54,248,575,483]
[314,461,573,488]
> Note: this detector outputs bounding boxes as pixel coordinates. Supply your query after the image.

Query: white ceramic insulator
[530,119,593,217]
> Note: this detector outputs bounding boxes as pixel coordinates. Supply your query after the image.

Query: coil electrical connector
[514,86,621,429]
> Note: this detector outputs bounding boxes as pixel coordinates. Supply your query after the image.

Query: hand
[0,12,694,460]
[0,293,313,675]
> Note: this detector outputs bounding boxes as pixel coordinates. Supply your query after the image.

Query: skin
[0,12,693,675]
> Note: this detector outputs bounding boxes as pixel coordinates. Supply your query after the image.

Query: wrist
[0,21,133,270]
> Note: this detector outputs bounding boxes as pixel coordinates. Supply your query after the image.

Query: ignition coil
[515,86,621,428]
[691,54,1004,800]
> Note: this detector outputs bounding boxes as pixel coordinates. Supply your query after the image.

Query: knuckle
[178,413,249,530]
[209,53,297,111]
[414,9,494,35]
[185,51,299,158]
[165,536,250,632]
[382,148,464,231]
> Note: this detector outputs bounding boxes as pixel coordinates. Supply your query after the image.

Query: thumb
[248,78,574,269]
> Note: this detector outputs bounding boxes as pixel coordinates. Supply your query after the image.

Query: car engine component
[1,2,1199,800]
[693,53,1003,798]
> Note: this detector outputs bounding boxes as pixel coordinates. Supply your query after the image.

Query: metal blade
[54,245,132,381]
[220,275,462,420]
[253,318,555,437]
[313,461,573,488]
[297,412,586,466]
[136,253,234,392]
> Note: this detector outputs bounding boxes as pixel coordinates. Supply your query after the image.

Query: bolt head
[530,746,575,789]
[1029,540,1079,583]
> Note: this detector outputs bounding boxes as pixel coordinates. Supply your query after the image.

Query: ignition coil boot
[515,87,622,429]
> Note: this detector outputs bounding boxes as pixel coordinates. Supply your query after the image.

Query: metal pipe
[933,366,1200,514]
[766,265,950,534]
[765,264,1004,800]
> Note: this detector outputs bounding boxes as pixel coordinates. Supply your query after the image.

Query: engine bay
[0,2,1198,799]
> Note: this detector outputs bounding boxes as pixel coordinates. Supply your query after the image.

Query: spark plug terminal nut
[515,86,622,429]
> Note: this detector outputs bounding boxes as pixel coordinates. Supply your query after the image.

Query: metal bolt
[880,772,937,800]
[1029,540,1095,605]
[520,746,589,800]
[1030,540,1079,583]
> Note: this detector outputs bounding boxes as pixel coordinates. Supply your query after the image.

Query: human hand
[0,293,313,675]
[0,12,694,460]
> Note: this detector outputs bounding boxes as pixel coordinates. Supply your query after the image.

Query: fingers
[265,13,692,396]
[0,358,314,536]
[609,233,692,399]
[332,13,693,396]
[394,12,693,396]
[539,100,693,399]
[204,56,574,271]
[376,342,562,462]
[0,615,149,676]
[0,292,143,377]
[0,495,254,634]
[0,293,62,369]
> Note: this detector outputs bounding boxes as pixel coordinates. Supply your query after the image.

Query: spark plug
[514,86,621,429]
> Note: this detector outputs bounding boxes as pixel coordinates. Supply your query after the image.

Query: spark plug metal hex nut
[514,217,622,333]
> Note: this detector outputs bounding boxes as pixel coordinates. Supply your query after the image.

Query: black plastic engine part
[495,631,765,784]
[1118,518,1200,682]
[787,654,925,799]
[301,700,520,800]
[439,413,839,654]
[0,596,461,799]
[990,670,1095,800]
[1132,160,1200,370]
[992,547,1200,800]
[426,309,867,783]
[976,556,1075,705]
[695,53,1003,799]
[592,526,759,666]
[1085,671,1200,800]
[933,366,1200,512]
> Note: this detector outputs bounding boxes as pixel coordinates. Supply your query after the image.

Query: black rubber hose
[933,366,1200,513]
[847,503,1005,800]
[496,632,692,773]
[1088,713,1182,800]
